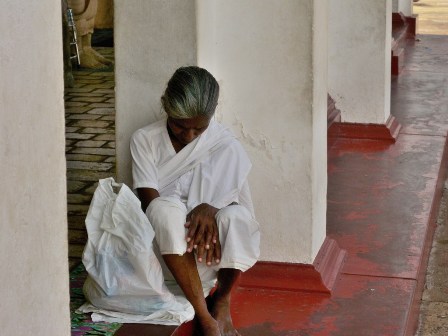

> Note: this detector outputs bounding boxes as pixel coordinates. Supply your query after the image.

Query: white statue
[67,0,112,69]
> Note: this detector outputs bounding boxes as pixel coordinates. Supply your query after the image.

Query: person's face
[167,115,212,146]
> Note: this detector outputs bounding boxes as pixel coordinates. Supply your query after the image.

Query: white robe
[131,118,260,276]
[130,117,255,213]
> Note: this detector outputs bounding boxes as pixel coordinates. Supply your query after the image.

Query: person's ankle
[196,310,215,323]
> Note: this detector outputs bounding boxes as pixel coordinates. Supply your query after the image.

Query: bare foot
[79,48,110,69]
[88,47,114,66]
[207,295,241,336]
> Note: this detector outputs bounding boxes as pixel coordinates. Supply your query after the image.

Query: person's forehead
[172,116,211,128]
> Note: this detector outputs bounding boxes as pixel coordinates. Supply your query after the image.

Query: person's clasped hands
[184,203,221,266]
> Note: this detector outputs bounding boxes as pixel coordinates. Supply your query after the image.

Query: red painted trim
[392,12,417,38]
[313,237,347,292]
[327,94,341,129]
[387,115,402,139]
[239,237,346,294]
[328,116,402,143]
[406,15,418,39]
[391,12,417,75]
[115,323,177,336]
[172,321,194,336]
[393,12,407,25]
[392,45,405,75]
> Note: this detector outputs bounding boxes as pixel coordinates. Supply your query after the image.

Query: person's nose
[183,129,197,143]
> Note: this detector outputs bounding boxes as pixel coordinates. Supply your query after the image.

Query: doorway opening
[63,0,116,270]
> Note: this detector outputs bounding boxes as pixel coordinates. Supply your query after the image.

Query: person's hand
[185,203,221,266]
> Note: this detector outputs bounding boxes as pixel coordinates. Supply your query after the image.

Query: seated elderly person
[130,66,260,336]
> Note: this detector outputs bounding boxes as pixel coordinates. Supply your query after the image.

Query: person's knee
[216,204,252,225]
[146,197,187,254]
[216,205,258,236]
[214,204,260,271]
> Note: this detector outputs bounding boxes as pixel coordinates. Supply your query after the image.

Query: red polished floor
[116,36,448,336]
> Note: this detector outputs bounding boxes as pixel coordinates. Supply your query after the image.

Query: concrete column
[196,0,328,263]
[115,0,327,264]
[0,1,70,335]
[329,0,392,124]
[115,0,197,185]
[393,0,413,16]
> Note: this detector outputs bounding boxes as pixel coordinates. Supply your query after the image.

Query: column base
[392,12,418,75]
[328,116,401,143]
[328,94,341,129]
[239,237,346,294]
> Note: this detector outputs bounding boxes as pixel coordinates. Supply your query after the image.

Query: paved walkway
[417,181,448,335]
[65,48,115,270]
[412,2,448,335]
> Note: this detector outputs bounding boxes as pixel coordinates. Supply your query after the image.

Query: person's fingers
[204,229,214,250]
[206,245,214,266]
[186,218,198,252]
[193,221,206,248]
[214,238,221,264]
[196,239,206,263]
[186,214,199,238]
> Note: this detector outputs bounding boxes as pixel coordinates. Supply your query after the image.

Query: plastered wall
[393,0,413,16]
[0,1,70,335]
[196,0,327,263]
[329,0,392,124]
[115,0,197,186]
[116,0,327,264]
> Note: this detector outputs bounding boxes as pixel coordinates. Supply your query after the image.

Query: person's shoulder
[131,119,166,142]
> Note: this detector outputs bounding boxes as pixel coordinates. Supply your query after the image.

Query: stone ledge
[328,116,401,143]
[240,237,346,294]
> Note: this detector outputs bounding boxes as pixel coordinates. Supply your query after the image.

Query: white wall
[393,0,413,16]
[312,0,329,259]
[329,0,392,124]
[0,1,70,335]
[115,0,197,185]
[393,0,399,12]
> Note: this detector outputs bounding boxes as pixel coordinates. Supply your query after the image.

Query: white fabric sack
[78,177,194,325]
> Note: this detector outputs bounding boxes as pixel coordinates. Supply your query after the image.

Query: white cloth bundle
[78,177,194,325]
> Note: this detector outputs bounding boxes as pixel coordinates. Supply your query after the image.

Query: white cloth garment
[78,178,195,325]
[131,117,260,295]
[131,118,255,213]
[146,196,260,290]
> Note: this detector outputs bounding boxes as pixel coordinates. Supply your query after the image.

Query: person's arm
[131,130,160,212]
[136,187,160,213]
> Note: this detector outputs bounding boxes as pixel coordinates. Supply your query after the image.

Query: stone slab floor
[65,47,115,270]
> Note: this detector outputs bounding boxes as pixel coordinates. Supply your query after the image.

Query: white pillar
[0,1,70,335]
[196,0,328,263]
[115,0,197,186]
[393,0,413,16]
[329,0,392,124]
